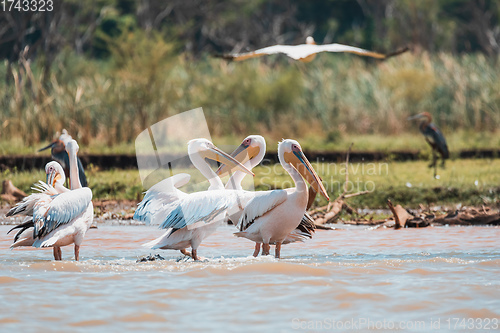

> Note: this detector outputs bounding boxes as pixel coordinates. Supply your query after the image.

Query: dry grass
[1,32,499,149]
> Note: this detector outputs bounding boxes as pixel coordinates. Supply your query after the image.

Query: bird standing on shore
[408,112,449,178]
[39,129,88,187]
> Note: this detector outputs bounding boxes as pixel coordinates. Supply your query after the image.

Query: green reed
[1,31,499,149]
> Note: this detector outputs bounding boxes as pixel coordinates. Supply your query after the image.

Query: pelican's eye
[244,138,251,145]
[291,144,301,152]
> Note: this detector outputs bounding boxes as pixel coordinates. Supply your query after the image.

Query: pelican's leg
[180,249,192,257]
[275,242,282,259]
[57,247,62,260]
[253,243,261,257]
[53,246,61,260]
[74,245,80,261]
[191,249,199,261]
[262,244,270,256]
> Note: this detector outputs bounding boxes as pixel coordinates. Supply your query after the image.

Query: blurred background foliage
[0,0,499,150]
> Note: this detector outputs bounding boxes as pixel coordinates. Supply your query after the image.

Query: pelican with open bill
[141,138,255,260]
[217,135,319,257]
[234,139,329,258]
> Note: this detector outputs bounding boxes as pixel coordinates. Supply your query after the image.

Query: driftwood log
[310,144,369,227]
[387,199,431,228]
[1,180,27,203]
[432,207,500,226]
[387,200,499,228]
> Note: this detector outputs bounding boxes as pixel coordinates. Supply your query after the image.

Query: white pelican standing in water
[7,161,68,218]
[140,138,255,260]
[216,135,317,256]
[234,139,329,258]
[217,36,408,63]
[7,161,69,244]
[7,140,93,261]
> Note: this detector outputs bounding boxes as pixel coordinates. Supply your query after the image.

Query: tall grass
[1,31,499,149]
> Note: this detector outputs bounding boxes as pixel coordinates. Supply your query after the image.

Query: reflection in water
[0,224,498,331]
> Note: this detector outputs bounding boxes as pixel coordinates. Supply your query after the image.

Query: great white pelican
[233,139,329,258]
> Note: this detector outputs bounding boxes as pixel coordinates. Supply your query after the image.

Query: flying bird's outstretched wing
[217,43,409,62]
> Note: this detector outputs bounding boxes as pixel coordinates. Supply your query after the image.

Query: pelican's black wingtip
[384,46,410,59]
[212,53,235,61]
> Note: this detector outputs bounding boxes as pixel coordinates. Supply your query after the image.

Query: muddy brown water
[0,223,498,331]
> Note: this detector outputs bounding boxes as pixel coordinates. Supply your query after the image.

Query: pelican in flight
[7,140,93,261]
[234,139,329,258]
[217,36,408,62]
[216,135,317,257]
[39,129,88,187]
[140,138,255,260]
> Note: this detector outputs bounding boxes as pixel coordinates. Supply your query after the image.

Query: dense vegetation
[1,0,499,149]
[1,46,499,150]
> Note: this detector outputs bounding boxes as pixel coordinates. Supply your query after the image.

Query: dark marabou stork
[408,112,449,177]
[38,130,88,187]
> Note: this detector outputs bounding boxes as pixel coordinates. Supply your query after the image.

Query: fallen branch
[1,180,27,203]
[432,209,500,226]
[387,200,401,229]
[310,143,370,226]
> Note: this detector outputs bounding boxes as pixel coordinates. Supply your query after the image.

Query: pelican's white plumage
[45,161,69,194]
[133,173,190,225]
[6,161,69,245]
[31,187,93,248]
[220,36,408,62]
[140,138,254,260]
[6,161,66,219]
[7,140,93,261]
[234,139,329,258]
[216,135,316,256]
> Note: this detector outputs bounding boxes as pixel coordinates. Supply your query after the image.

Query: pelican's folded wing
[157,189,257,230]
[237,190,288,231]
[32,187,92,239]
[133,174,190,225]
[7,217,34,243]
